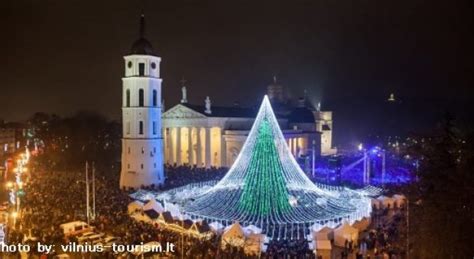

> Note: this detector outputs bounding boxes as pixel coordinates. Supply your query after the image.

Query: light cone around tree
[181,96,371,228]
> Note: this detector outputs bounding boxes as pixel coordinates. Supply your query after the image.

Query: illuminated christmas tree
[238,118,291,216]
[155,95,375,239]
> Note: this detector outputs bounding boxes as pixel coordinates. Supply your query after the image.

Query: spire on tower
[139,13,145,38]
[129,13,154,55]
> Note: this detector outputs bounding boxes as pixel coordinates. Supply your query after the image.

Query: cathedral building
[162,77,336,169]
[120,15,165,189]
[119,15,336,188]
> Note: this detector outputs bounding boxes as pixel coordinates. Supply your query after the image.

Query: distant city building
[0,123,26,157]
[162,78,336,168]
[120,15,165,189]
[0,128,16,156]
[314,111,337,156]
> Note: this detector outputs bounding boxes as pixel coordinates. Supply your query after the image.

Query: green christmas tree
[238,118,291,216]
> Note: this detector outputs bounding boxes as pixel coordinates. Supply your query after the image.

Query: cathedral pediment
[162,104,207,119]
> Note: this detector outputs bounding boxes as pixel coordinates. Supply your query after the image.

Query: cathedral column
[288,138,293,155]
[291,138,296,156]
[196,128,202,167]
[296,137,301,157]
[188,127,193,165]
[293,137,297,156]
[167,128,174,164]
[205,127,211,168]
[163,128,168,164]
[221,130,226,167]
[302,136,308,156]
[176,127,181,165]
[294,138,298,156]
[293,138,298,158]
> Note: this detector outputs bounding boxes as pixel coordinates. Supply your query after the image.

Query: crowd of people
[363,207,407,258]
[4,163,256,258]
[339,206,406,259]
[162,164,227,190]
[266,238,312,257]
[134,164,227,193]
[3,159,408,258]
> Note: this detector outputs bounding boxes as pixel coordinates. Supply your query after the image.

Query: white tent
[143,199,164,213]
[209,222,225,234]
[221,222,246,248]
[352,217,371,232]
[315,226,334,241]
[189,221,213,240]
[333,221,359,247]
[164,201,182,218]
[243,225,262,235]
[393,194,406,208]
[127,200,144,214]
[308,231,332,259]
[311,222,325,232]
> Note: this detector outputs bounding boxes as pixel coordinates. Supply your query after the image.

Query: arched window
[139,89,144,107]
[152,89,157,107]
[139,121,144,135]
[126,89,130,107]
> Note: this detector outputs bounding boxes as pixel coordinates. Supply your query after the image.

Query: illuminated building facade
[162,78,335,168]
[120,15,164,189]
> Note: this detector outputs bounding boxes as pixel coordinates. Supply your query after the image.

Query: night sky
[1,0,473,144]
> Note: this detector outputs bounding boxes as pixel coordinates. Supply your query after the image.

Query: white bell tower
[120,14,164,189]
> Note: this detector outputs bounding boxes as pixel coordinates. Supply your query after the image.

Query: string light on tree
[238,118,291,216]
